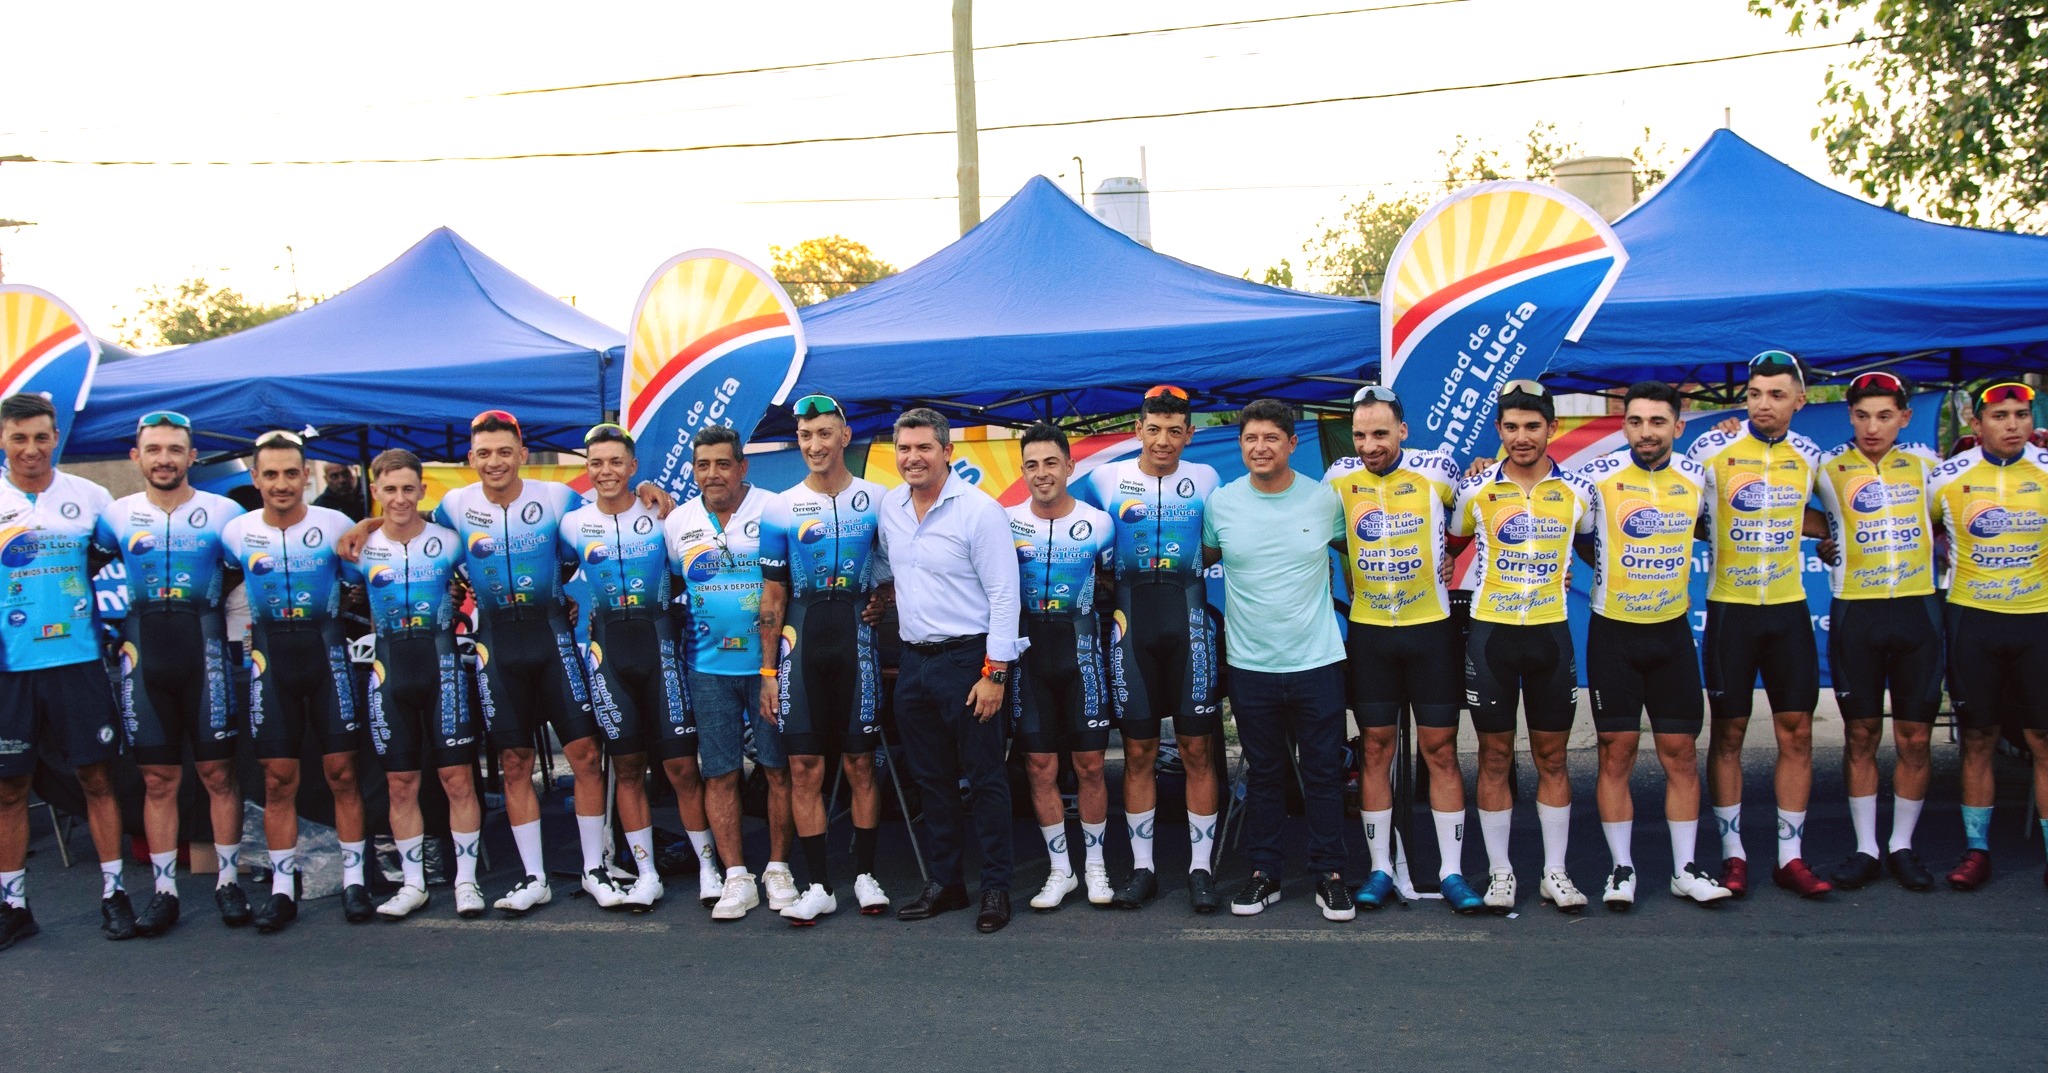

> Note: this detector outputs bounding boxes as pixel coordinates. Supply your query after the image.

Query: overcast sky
[0,0,1866,342]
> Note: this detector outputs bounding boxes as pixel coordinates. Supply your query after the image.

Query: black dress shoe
[975,890,1011,933]
[1830,851,1882,890]
[342,883,375,923]
[101,892,138,941]
[134,892,180,937]
[896,882,970,921]
[1887,848,1934,891]
[215,883,254,927]
[1111,867,1157,909]
[1188,869,1221,914]
[0,904,39,951]
[252,894,298,934]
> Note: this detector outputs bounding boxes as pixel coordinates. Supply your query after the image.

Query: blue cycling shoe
[1439,873,1485,914]
[1353,870,1396,909]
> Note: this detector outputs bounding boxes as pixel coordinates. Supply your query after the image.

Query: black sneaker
[252,894,298,934]
[101,891,138,941]
[341,883,375,923]
[1830,851,1882,890]
[1231,873,1281,916]
[0,904,38,952]
[1886,848,1934,892]
[134,892,180,937]
[215,883,254,927]
[1188,869,1221,914]
[1111,867,1157,909]
[1315,874,1355,922]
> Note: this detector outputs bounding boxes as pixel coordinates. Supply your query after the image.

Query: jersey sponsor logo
[1491,508,1566,546]
[1069,519,1092,541]
[797,519,828,544]
[0,526,38,567]
[633,515,655,535]
[1847,477,1899,514]
[424,536,443,556]
[521,502,544,525]
[1176,478,1196,498]
[1724,473,1804,513]
[59,502,79,520]
[4,610,21,626]
[743,520,760,539]
[680,544,722,582]
[582,541,611,565]
[1618,501,1691,539]
[1117,499,1148,523]
[1109,609,1127,646]
[302,527,324,547]
[1964,502,2046,540]
[851,490,870,511]
[190,508,208,528]
[367,564,397,588]
[467,533,497,558]
[247,551,277,575]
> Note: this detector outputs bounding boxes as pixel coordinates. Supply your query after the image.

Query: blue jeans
[689,669,786,780]
[1229,661,1348,879]
[896,643,1012,892]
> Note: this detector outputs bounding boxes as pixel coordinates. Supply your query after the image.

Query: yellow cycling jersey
[1572,448,1706,624]
[1929,445,2048,613]
[1451,459,1591,626]
[1685,423,1822,606]
[1812,441,1939,600]
[1325,450,1459,626]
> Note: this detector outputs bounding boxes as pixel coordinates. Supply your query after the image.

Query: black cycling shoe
[252,894,298,934]
[0,904,38,952]
[1111,867,1157,909]
[215,883,254,927]
[1830,851,1882,890]
[134,892,180,937]
[1886,848,1935,891]
[101,891,139,941]
[1188,869,1221,914]
[341,884,375,923]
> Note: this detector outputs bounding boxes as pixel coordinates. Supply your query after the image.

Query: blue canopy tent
[1548,130,2048,398]
[782,175,1379,437]
[70,228,624,461]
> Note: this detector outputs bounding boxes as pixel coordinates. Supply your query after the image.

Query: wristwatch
[982,658,1008,686]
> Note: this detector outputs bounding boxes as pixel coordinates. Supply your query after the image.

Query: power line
[25,39,1862,167]
[475,1,1471,99]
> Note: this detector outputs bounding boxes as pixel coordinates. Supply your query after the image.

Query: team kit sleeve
[1449,476,1481,538]
[757,493,791,584]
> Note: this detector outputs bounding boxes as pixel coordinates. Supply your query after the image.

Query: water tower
[1091,177,1152,249]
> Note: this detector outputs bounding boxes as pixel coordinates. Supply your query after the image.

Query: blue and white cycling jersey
[0,471,113,670]
[96,490,243,614]
[1008,500,1115,618]
[664,485,771,676]
[346,523,464,635]
[1078,459,1219,592]
[433,480,582,618]
[219,506,356,627]
[758,476,890,601]
[560,500,671,617]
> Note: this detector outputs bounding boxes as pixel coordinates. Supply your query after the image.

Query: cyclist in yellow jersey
[1572,382,1729,908]
[1810,372,1942,893]
[1326,385,1483,914]
[1927,381,2048,893]
[1683,351,1829,899]
[1450,380,1592,914]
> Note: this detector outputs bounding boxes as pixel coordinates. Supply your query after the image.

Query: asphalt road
[6,725,2046,1073]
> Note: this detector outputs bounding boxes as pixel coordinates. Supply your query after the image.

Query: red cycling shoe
[1947,849,1992,891]
[1772,858,1833,898]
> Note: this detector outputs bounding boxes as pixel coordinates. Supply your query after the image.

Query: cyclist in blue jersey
[1010,424,1118,911]
[346,449,486,921]
[0,394,126,950]
[219,430,370,932]
[562,424,710,913]
[95,410,250,934]
[1076,385,1223,912]
[756,395,892,923]
[667,425,792,920]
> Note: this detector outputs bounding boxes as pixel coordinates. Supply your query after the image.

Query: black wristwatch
[985,667,1008,686]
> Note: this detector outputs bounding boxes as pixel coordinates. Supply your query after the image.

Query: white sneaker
[1602,866,1637,911]
[1084,860,1114,906]
[454,882,486,919]
[697,859,723,908]
[581,867,629,910]
[780,883,838,924]
[1030,870,1077,911]
[853,873,889,915]
[762,865,800,911]
[1483,868,1517,912]
[376,884,429,920]
[1671,862,1734,904]
[711,873,759,921]
[622,870,664,911]
[494,875,552,915]
[1540,868,1587,913]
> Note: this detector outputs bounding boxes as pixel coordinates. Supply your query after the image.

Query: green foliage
[1749,0,2047,230]
[116,278,298,347]
[769,235,897,307]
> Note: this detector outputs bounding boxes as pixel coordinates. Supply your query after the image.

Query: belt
[903,633,985,655]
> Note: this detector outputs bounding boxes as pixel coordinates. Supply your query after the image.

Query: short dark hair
[691,424,742,461]
[1238,399,1295,434]
[1138,392,1192,423]
[892,407,952,448]
[1621,380,1682,418]
[1846,375,1912,411]
[1019,422,1070,459]
[470,413,521,438]
[1353,395,1404,424]
[370,448,423,482]
[1496,389,1555,423]
[0,393,57,428]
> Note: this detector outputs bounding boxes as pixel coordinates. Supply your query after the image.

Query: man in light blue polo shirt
[1201,399,1352,922]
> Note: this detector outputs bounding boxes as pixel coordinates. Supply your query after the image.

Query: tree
[1749,1,2047,230]
[115,278,299,347]
[768,236,897,307]
[1253,124,1676,296]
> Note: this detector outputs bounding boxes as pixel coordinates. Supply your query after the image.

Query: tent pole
[358,429,372,517]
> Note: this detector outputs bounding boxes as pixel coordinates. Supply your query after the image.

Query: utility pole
[0,156,34,285]
[285,245,302,309]
[952,0,980,235]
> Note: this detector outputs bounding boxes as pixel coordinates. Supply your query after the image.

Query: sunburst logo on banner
[0,284,104,464]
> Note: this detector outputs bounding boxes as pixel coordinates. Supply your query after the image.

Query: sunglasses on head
[1850,371,1906,394]
[253,429,304,448]
[792,394,842,418]
[471,409,521,434]
[1144,384,1189,401]
[1748,350,1806,388]
[136,410,191,432]
[1976,382,2036,410]
[1497,378,1549,399]
[583,423,634,448]
[1351,384,1399,405]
